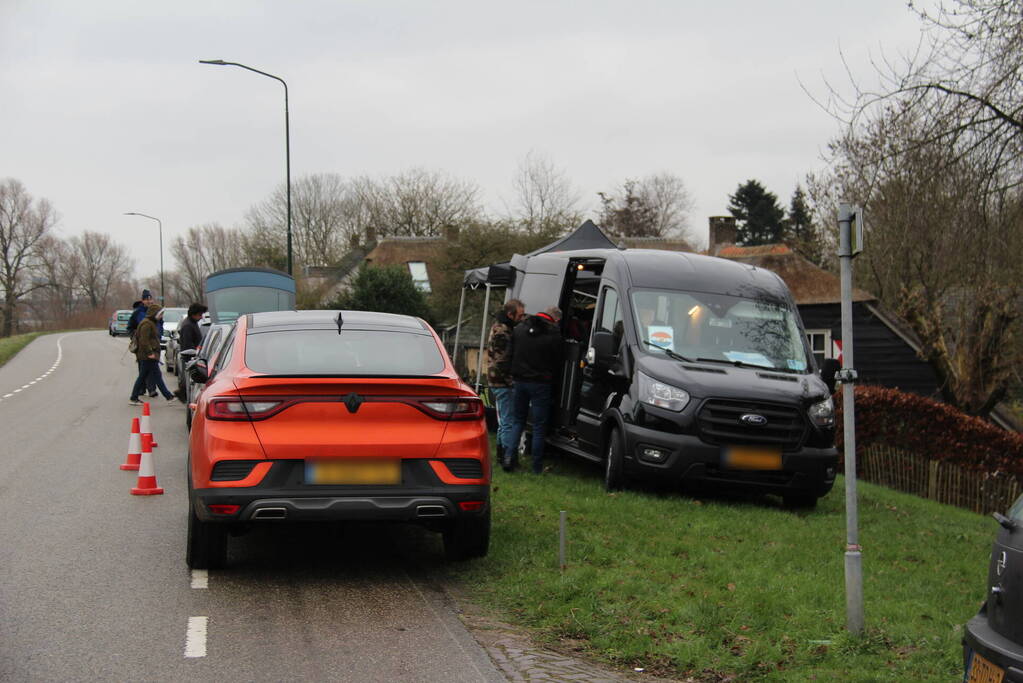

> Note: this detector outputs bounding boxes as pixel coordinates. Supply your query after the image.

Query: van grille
[696,399,806,450]
[443,459,483,479]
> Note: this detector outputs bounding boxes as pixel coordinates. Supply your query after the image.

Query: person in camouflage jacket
[486,298,524,465]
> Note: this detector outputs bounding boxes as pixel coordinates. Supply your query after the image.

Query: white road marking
[0,334,68,404]
[184,616,208,658]
[190,569,209,589]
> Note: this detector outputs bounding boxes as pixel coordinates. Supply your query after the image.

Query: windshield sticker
[723,351,772,367]
[647,326,674,351]
[709,317,732,328]
[786,359,807,371]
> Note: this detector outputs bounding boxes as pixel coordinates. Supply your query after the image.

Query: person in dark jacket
[129,304,177,405]
[502,305,563,474]
[174,303,208,400]
[127,289,164,397]
[486,298,524,467]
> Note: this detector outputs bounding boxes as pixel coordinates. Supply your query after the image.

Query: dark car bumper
[620,421,838,497]
[964,614,1023,682]
[192,459,489,524]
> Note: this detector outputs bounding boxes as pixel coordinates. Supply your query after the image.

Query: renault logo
[342,393,364,414]
[740,413,768,426]
[997,550,1008,577]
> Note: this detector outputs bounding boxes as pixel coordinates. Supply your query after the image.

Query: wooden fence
[859,444,1022,515]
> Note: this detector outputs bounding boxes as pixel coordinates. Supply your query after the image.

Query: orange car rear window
[245,330,445,376]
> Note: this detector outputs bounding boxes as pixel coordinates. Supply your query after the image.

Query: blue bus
[204,267,296,324]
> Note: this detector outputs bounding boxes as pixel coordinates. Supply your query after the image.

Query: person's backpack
[127,330,139,354]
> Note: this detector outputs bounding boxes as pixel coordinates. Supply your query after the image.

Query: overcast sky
[1,1,927,280]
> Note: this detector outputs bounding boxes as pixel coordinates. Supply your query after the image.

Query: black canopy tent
[453,220,617,390]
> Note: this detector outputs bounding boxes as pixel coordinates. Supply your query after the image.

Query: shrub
[835,385,1023,476]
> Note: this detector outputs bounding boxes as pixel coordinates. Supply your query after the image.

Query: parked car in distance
[164,317,184,375]
[181,322,232,430]
[109,309,132,336]
[962,494,1023,682]
[160,307,187,351]
[185,310,489,569]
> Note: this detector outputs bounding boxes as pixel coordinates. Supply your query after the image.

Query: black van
[507,247,839,506]
[962,494,1023,682]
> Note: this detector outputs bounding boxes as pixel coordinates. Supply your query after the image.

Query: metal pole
[157,217,164,304]
[559,510,567,571]
[838,202,864,635]
[452,286,467,372]
[123,212,164,303]
[283,81,292,276]
[474,284,492,393]
[199,60,292,275]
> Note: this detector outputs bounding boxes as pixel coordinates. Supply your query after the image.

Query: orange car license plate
[722,446,782,470]
[305,459,401,485]
[967,651,1005,683]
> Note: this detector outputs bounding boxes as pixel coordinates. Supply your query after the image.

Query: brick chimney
[708,216,737,255]
[441,223,460,242]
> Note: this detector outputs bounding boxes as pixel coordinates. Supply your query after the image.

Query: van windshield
[631,289,810,372]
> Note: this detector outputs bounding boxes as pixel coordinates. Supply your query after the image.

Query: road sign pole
[838,202,864,635]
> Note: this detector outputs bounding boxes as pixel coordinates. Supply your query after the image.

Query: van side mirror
[188,358,210,385]
[820,358,840,394]
[589,331,617,366]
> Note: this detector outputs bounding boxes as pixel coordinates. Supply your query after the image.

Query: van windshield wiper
[641,340,694,363]
[694,357,782,372]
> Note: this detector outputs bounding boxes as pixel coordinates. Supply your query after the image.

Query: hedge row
[834,385,1023,477]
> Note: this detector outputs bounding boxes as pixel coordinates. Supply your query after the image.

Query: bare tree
[510,152,583,239]
[171,223,247,302]
[245,173,370,270]
[635,172,695,241]
[598,173,695,241]
[0,179,58,336]
[826,107,1023,417]
[70,231,134,310]
[34,235,81,320]
[362,168,483,238]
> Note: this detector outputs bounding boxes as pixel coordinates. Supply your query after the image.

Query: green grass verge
[0,332,47,369]
[444,455,991,681]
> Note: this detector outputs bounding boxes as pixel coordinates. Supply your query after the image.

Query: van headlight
[808,397,834,427]
[638,372,690,411]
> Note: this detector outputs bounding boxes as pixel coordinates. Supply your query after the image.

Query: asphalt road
[0,331,503,682]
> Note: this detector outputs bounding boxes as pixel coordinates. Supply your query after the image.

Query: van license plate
[305,459,401,485]
[967,651,1005,683]
[722,446,782,470]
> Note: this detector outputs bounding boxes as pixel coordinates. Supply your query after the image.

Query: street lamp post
[199,59,292,276]
[124,212,164,304]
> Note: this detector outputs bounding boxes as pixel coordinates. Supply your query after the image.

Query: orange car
[186,310,490,568]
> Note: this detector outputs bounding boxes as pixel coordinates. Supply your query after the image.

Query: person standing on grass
[129,304,177,406]
[485,298,525,467]
[503,305,563,474]
[174,302,207,400]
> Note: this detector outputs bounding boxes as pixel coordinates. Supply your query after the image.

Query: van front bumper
[620,422,838,497]
[963,614,1023,682]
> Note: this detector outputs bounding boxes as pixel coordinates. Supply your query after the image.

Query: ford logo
[740,413,768,426]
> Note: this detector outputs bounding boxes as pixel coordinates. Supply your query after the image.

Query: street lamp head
[199,59,227,65]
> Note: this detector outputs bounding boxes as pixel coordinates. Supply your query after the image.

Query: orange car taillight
[415,397,484,421]
[207,397,288,421]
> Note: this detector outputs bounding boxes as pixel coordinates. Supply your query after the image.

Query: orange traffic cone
[131,433,164,496]
[120,417,142,471]
[140,401,158,448]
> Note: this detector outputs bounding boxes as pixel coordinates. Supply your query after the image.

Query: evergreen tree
[727,180,785,245]
[328,265,431,322]
[785,185,812,243]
